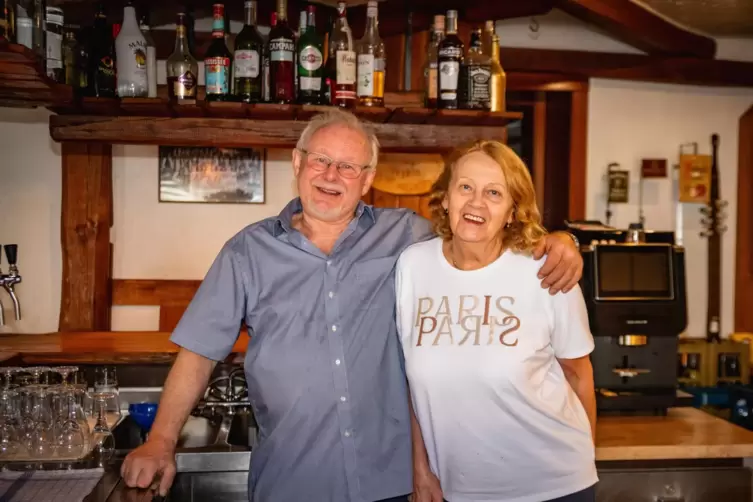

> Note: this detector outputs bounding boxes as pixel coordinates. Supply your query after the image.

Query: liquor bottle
[329,1,356,108]
[204,3,232,101]
[115,2,148,97]
[295,9,305,99]
[139,12,157,98]
[423,14,444,108]
[437,10,463,109]
[233,0,264,103]
[297,5,323,105]
[262,12,276,102]
[62,28,78,86]
[31,0,44,59]
[356,0,385,107]
[268,0,295,104]
[0,0,16,43]
[45,6,64,83]
[167,12,198,100]
[489,33,506,112]
[459,29,491,110]
[86,2,116,97]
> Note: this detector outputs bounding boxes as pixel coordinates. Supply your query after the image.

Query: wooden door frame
[736,105,753,333]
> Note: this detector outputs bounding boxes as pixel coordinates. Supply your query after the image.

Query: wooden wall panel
[736,105,753,332]
[59,143,113,331]
[568,88,589,221]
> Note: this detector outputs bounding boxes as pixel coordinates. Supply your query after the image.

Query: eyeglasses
[298,149,370,179]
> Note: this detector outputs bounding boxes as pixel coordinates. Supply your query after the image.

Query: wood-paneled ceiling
[639,0,753,36]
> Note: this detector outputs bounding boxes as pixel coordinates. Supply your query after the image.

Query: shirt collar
[273,198,375,237]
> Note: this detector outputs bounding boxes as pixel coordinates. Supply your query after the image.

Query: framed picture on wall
[158,146,266,203]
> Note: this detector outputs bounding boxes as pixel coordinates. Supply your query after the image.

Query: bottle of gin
[356,0,385,107]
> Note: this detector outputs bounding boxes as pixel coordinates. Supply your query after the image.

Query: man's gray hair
[295,108,381,169]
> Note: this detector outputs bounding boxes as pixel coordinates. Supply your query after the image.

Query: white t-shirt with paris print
[396,237,598,502]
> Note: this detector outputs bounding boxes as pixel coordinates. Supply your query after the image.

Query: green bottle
[233,1,264,103]
[296,5,324,105]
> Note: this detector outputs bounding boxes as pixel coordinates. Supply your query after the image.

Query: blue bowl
[129,402,158,432]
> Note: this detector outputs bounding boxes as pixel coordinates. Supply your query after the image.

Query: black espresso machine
[567,221,690,415]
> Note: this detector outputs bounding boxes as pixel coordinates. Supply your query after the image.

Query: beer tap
[0,245,21,322]
[0,245,4,326]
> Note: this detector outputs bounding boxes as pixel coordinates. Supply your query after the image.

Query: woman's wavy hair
[428,140,548,254]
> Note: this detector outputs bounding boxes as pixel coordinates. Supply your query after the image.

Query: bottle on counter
[489,33,506,112]
[86,2,116,97]
[356,0,385,107]
[437,9,463,109]
[423,14,444,109]
[328,1,355,108]
[139,11,157,98]
[115,2,148,97]
[62,26,78,86]
[45,6,64,83]
[31,0,45,59]
[268,0,295,104]
[459,28,491,110]
[204,3,232,101]
[233,0,264,103]
[167,12,198,101]
[482,20,495,57]
[296,4,323,105]
[295,8,305,100]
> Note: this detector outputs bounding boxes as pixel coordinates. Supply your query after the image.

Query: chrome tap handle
[5,289,20,321]
[0,296,5,326]
[2,244,21,321]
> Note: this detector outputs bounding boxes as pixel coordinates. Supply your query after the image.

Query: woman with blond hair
[396,140,598,502]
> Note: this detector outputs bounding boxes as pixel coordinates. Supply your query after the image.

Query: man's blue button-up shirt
[171,198,434,502]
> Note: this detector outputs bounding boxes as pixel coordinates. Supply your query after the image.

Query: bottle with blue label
[204,3,232,101]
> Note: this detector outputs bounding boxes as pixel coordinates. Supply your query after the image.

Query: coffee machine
[567,221,690,415]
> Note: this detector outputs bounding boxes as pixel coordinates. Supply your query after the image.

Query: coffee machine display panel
[595,244,674,302]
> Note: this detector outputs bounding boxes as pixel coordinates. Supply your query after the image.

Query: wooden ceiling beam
[499,47,753,87]
[556,0,717,59]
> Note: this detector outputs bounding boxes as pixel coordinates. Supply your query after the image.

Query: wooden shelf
[48,99,522,151]
[0,42,73,108]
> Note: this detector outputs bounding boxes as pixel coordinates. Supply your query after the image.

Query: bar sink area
[0,362,257,502]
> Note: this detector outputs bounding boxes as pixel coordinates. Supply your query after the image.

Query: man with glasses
[121,109,584,502]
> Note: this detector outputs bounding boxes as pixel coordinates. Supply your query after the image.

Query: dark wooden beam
[498,47,753,88]
[557,0,716,59]
[59,142,113,332]
[49,114,518,152]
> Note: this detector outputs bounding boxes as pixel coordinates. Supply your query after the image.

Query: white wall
[0,9,752,337]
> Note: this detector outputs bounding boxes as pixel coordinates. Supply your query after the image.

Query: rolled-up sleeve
[170,240,250,361]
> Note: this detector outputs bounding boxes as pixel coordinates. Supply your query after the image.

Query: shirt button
[340,396,347,402]
[332,325,337,332]
[335,359,341,365]
[327,260,332,266]
[344,430,351,437]
[328,291,334,299]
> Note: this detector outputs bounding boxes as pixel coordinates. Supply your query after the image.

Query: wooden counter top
[0,332,249,364]
[596,407,753,461]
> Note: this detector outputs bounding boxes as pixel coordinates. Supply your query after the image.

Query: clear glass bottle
[423,14,444,108]
[115,2,148,97]
[328,1,355,108]
[356,0,385,107]
[167,12,198,100]
[139,12,157,98]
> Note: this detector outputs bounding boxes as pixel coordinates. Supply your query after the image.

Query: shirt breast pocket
[346,256,397,311]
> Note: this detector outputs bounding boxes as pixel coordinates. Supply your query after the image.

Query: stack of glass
[0,365,121,465]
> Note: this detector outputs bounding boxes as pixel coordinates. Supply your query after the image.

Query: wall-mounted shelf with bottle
[0,42,73,108]
[48,98,522,151]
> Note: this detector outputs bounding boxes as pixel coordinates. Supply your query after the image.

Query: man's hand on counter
[121,434,178,497]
